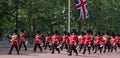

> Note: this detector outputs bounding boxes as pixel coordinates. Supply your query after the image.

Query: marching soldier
[110,33,117,52]
[94,32,102,53]
[44,33,51,50]
[78,32,85,52]
[51,30,60,54]
[68,29,78,56]
[19,30,27,51]
[33,31,42,52]
[61,31,69,51]
[115,33,120,49]
[102,31,111,53]
[8,31,19,54]
[90,31,95,51]
[82,30,91,54]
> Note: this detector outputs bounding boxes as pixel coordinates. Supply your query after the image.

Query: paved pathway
[0,48,120,58]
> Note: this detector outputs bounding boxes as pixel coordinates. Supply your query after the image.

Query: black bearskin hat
[86,29,91,34]
[96,32,101,36]
[36,30,40,34]
[54,30,59,35]
[71,29,77,34]
[63,31,67,34]
[80,31,85,35]
[20,29,24,33]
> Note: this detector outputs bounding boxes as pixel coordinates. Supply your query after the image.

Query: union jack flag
[75,0,89,20]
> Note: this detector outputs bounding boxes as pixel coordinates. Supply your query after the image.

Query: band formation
[8,29,120,56]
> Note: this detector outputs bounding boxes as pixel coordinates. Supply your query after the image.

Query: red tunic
[102,35,109,44]
[115,36,120,43]
[45,36,50,44]
[20,33,27,42]
[69,35,78,45]
[75,35,78,43]
[95,36,102,45]
[57,35,60,41]
[35,35,42,44]
[111,38,116,45]
[84,35,91,45]
[79,36,85,44]
[62,35,69,43]
[11,35,18,45]
[52,35,58,44]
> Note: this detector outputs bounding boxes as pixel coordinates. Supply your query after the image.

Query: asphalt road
[0,48,120,58]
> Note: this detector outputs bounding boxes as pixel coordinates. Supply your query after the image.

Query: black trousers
[94,44,102,53]
[33,44,42,52]
[91,40,95,51]
[111,45,117,52]
[8,45,19,54]
[19,42,27,50]
[116,43,120,49]
[79,44,84,52]
[83,45,91,54]
[103,44,111,53]
[61,42,68,50]
[51,44,60,54]
[68,45,78,55]
[44,43,51,50]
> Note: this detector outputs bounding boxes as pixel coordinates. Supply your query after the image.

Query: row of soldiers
[8,29,120,56]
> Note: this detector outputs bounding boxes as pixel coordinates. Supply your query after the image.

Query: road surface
[0,48,120,58]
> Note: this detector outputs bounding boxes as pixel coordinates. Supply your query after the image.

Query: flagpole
[68,0,71,33]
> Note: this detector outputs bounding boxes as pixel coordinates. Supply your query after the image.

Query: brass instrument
[103,35,109,41]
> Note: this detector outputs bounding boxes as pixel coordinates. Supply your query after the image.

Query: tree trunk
[27,1,34,44]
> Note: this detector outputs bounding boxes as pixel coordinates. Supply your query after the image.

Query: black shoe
[82,52,85,54]
[19,48,20,50]
[40,50,42,52]
[67,50,69,52]
[103,51,105,53]
[89,53,90,54]
[58,51,60,54]
[25,49,27,51]
[79,50,81,52]
[17,53,20,55]
[68,54,72,56]
[8,53,11,55]
[51,52,54,54]
[44,48,46,50]
[94,52,96,53]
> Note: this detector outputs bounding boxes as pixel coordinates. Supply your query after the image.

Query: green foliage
[0,0,120,38]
